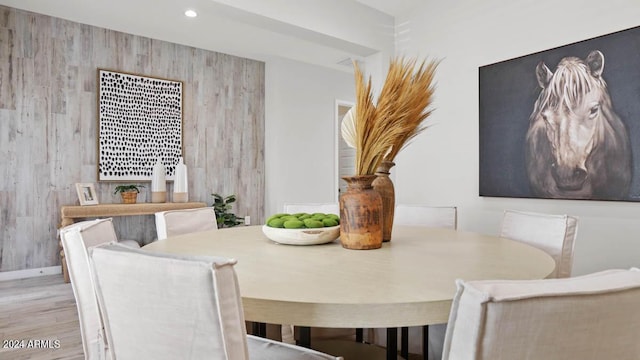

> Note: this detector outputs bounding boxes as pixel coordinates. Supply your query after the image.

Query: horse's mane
[538,57,608,114]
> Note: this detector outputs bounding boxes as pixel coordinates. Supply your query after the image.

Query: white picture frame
[76,183,99,206]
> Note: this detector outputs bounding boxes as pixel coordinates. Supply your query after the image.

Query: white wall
[265,57,355,216]
[394,0,640,275]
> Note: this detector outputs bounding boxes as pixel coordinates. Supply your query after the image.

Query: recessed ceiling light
[185,9,198,18]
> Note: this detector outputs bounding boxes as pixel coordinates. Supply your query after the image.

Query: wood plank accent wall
[0,6,265,271]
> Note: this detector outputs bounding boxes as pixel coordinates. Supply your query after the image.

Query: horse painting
[526,50,632,200]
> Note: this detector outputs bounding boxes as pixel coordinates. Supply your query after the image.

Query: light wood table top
[143,225,555,328]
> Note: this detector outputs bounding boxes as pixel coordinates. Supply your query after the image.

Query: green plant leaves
[211,193,243,228]
[113,184,144,195]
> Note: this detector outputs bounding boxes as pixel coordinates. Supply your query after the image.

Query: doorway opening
[335,100,355,201]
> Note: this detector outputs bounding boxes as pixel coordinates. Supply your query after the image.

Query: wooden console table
[59,202,208,282]
[60,202,208,227]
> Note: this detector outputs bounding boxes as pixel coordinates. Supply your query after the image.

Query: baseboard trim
[0,266,62,281]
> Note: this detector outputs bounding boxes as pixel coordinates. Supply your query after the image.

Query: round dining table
[143,225,555,358]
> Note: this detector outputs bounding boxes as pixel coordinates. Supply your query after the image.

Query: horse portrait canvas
[479,25,640,202]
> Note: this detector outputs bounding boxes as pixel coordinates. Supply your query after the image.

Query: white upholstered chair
[442,268,640,360]
[376,205,457,359]
[394,205,457,229]
[154,207,218,241]
[500,209,578,278]
[89,243,342,360]
[283,203,339,216]
[59,218,140,360]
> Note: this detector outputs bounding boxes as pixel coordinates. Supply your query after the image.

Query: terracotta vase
[339,175,383,250]
[372,160,395,242]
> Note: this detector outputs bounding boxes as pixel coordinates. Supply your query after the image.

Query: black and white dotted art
[98,69,183,181]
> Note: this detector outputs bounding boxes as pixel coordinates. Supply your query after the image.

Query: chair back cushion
[394,205,457,229]
[90,244,248,360]
[500,210,578,278]
[59,218,118,360]
[442,268,640,360]
[155,207,218,240]
[284,203,339,216]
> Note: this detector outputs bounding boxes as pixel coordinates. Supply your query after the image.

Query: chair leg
[297,326,311,348]
[422,325,429,360]
[401,326,409,359]
[281,324,295,344]
[387,328,398,360]
[356,328,364,343]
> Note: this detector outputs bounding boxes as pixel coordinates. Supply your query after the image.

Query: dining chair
[155,207,275,340]
[89,243,343,360]
[154,207,218,241]
[376,204,457,359]
[500,209,579,278]
[59,217,140,360]
[394,204,458,229]
[283,203,340,216]
[442,268,640,359]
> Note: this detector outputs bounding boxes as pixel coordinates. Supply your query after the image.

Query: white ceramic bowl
[262,225,340,245]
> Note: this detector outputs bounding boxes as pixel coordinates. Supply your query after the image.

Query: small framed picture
[76,183,99,206]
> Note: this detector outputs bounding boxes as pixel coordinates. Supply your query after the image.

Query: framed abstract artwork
[97,69,183,181]
[479,25,640,202]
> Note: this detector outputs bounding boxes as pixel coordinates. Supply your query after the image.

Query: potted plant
[114,184,144,204]
[211,193,244,228]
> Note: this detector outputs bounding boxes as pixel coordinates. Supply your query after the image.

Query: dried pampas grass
[350,57,439,175]
[382,58,439,161]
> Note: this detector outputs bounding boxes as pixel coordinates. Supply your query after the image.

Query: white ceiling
[0,0,423,71]
[354,0,424,18]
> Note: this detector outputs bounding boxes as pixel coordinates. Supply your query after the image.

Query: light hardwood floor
[0,275,83,360]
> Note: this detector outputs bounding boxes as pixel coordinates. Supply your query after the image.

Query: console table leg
[58,218,74,284]
[60,250,70,283]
